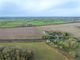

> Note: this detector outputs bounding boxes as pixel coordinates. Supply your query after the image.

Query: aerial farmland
[0,0,80,60]
[0,17,79,60]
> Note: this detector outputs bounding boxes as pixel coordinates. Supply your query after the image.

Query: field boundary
[0,39,46,42]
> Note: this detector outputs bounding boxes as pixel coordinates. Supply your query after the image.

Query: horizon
[1,16,80,17]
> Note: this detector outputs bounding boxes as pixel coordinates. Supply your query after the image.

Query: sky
[0,0,80,17]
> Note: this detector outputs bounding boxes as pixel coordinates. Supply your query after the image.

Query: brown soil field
[39,22,80,40]
[0,27,43,39]
[0,23,80,41]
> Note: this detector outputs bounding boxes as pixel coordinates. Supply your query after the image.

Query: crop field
[0,20,65,28]
[0,42,68,60]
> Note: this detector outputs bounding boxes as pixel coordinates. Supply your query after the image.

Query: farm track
[0,39,46,42]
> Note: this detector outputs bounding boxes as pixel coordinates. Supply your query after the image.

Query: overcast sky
[0,0,80,17]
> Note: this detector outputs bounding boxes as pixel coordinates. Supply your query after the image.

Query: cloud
[18,0,75,12]
[0,0,80,16]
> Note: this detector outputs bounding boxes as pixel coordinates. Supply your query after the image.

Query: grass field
[0,20,65,28]
[0,42,68,60]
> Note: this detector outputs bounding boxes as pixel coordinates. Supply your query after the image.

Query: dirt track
[0,39,46,42]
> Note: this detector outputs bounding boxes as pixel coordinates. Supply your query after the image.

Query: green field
[0,42,68,60]
[0,20,65,28]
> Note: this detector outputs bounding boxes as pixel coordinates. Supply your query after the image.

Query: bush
[0,46,34,60]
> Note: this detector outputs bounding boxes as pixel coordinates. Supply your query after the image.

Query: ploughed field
[0,22,80,40]
[0,27,43,39]
[39,22,80,40]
